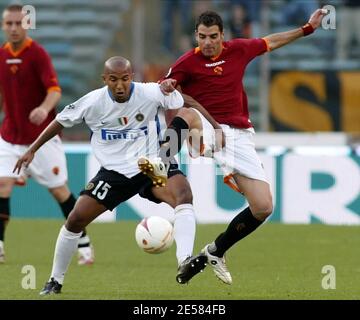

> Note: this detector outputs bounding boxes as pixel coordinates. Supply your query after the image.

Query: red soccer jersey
[0,37,61,144]
[165,38,268,129]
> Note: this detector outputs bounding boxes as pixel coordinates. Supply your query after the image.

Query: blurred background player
[161,9,328,284]
[0,4,93,264]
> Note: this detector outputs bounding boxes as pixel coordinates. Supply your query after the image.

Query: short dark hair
[5,4,23,12]
[195,11,223,33]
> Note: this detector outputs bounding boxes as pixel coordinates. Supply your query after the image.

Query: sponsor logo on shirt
[6,58,22,64]
[101,126,148,140]
[205,60,225,67]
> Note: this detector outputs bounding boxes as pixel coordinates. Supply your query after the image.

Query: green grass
[0,220,359,300]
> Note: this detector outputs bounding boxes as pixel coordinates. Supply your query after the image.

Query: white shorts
[191,109,268,192]
[0,135,68,188]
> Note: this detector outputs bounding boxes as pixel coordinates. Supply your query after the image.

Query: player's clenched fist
[160,78,177,95]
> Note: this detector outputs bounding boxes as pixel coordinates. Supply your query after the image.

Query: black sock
[59,194,89,246]
[159,116,189,163]
[59,194,76,219]
[212,207,263,257]
[0,217,6,242]
[0,197,10,242]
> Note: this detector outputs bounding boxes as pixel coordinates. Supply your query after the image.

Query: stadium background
[0,0,358,225]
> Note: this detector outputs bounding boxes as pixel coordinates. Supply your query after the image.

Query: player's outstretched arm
[181,93,225,149]
[263,8,328,51]
[13,120,64,174]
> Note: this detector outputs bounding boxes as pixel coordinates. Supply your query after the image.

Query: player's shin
[59,194,91,248]
[210,207,263,257]
[50,225,82,284]
[0,197,10,241]
[159,117,189,165]
[173,204,196,265]
[59,194,76,219]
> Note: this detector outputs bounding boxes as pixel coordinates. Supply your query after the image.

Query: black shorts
[80,162,185,210]
[80,167,153,210]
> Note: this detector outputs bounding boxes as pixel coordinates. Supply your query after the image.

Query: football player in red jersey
[0,4,93,264]
[159,9,328,284]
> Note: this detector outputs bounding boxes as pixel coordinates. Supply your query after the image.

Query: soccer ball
[135,216,174,254]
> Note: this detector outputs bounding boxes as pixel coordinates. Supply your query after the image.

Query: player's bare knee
[174,186,193,206]
[0,180,13,196]
[65,210,88,233]
[49,185,70,203]
[176,108,197,127]
[251,200,273,220]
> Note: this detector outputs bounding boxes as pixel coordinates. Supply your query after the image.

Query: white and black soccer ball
[135,216,174,254]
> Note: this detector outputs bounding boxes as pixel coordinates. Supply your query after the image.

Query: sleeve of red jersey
[161,58,189,87]
[234,38,269,63]
[35,46,61,93]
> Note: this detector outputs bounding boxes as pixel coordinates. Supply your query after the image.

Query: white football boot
[202,244,232,285]
[0,240,5,263]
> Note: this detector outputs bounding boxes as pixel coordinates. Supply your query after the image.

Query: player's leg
[159,108,205,163]
[40,194,107,295]
[141,169,207,284]
[202,175,272,284]
[0,177,15,263]
[48,185,94,265]
[183,128,273,284]
[150,174,195,262]
[29,135,94,264]
[0,137,23,263]
[40,168,151,294]
[213,175,273,253]
[138,108,212,186]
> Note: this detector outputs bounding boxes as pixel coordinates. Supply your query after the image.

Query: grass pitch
[0,220,359,300]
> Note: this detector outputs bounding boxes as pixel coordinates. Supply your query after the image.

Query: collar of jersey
[194,43,226,61]
[107,82,135,103]
[4,37,33,57]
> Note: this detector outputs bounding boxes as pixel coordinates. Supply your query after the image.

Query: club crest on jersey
[135,113,144,122]
[214,66,223,75]
[85,182,95,191]
[10,65,18,74]
[118,117,128,125]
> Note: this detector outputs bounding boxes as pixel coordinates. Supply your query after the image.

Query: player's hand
[29,107,48,125]
[13,150,35,175]
[214,126,226,151]
[308,8,328,29]
[160,78,177,95]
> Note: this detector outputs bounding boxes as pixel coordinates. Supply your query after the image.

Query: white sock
[174,204,196,265]
[78,235,90,247]
[50,225,82,284]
